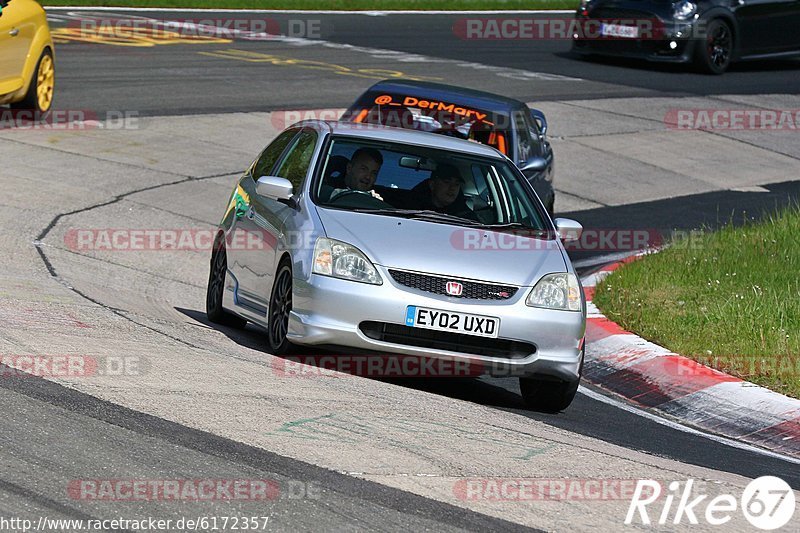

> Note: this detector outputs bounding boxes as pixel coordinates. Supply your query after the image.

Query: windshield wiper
[481,222,529,229]
[479,223,551,237]
[353,209,484,227]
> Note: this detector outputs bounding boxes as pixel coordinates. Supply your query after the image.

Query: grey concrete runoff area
[1,95,798,531]
[1,8,800,532]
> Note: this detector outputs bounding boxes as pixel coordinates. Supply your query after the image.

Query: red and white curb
[580,256,800,459]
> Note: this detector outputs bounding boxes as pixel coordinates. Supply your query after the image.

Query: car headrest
[325,155,350,188]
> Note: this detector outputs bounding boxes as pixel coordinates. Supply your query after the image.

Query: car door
[735,0,797,55]
[0,0,33,94]
[227,128,299,312]
[250,128,319,302]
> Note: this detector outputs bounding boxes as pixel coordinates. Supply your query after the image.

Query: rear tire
[11,48,55,118]
[693,19,733,74]
[206,238,248,329]
[267,259,293,355]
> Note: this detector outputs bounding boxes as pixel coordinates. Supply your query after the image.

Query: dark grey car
[341,80,557,215]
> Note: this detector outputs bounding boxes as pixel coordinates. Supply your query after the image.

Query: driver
[329,147,384,201]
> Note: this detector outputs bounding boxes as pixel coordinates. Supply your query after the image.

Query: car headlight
[673,0,697,20]
[526,273,581,311]
[313,237,382,285]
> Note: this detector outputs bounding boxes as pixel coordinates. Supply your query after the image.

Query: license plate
[601,23,639,38]
[405,306,499,338]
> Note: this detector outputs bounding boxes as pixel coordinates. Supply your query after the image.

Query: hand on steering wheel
[329,189,390,208]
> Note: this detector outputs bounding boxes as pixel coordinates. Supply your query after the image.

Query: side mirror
[530,109,548,137]
[553,218,582,242]
[256,176,294,202]
[521,157,548,174]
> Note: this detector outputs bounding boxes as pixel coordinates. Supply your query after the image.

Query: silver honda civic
[206,120,586,411]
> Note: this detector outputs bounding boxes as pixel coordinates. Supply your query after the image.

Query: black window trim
[249,127,302,182]
[271,127,320,192]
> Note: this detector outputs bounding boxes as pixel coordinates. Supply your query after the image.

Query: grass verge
[594,206,800,399]
[42,0,578,10]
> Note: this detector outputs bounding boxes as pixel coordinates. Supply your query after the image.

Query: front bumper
[572,15,699,63]
[287,266,586,381]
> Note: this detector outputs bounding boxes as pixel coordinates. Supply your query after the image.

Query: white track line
[572,251,640,270]
[44,7,576,14]
[578,385,800,465]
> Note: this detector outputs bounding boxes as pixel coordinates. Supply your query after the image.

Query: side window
[252,129,299,179]
[274,129,318,189]
[513,111,534,164]
[524,110,542,140]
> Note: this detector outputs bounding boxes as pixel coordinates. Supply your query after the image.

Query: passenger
[415,163,479,221]
[327,147,384,201]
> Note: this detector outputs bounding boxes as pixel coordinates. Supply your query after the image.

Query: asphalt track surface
[1,8,799,531]
[45,10,800,116]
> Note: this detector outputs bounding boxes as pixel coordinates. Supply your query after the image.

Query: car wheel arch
[699,9,740,60]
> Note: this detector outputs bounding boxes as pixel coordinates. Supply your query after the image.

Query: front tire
[693,19,733,74]
[520,377,579,413]
[206,239,248,329]
[11,48,55,117]
[267,259,293,355]
[520,349,583,412]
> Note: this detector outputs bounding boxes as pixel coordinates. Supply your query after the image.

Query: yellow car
[0,0,54,116]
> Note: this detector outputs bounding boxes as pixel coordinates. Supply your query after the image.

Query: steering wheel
[329,189,392,209]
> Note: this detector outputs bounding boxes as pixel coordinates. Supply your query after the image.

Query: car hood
[316,208,567,287]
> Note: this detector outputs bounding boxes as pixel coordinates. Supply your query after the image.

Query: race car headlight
[526,273,581,311]
[313,238,382,285]
[673,0,697,20]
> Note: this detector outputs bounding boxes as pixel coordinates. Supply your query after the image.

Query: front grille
[588,8,654,20]
[388,269,517,301]
[360,321,535,359]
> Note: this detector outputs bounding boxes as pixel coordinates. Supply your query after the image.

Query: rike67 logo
[626,476,796,530]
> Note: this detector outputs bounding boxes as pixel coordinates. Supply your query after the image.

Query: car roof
[301,120,508,160]
[359,79,527,114]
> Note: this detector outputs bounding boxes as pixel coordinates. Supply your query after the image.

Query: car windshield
[342,91,511,156]
[313,136,548,232]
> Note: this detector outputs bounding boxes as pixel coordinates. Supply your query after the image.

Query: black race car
[571,0,800,74]
[340,80,556,216]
